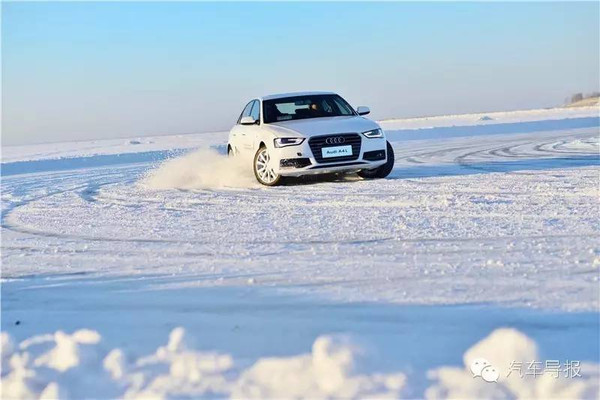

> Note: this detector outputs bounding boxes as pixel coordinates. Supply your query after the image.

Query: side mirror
[356,106,370,116]
[240,116,257,125]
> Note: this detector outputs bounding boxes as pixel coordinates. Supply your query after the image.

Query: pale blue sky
[3,2,599,145]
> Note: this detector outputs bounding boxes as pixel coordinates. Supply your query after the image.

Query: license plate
[321,145,352,158]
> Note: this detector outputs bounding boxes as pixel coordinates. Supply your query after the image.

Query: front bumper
[272,135,387,176]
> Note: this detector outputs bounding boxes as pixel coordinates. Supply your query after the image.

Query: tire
[357,141,395,179]
[253,146,282,186]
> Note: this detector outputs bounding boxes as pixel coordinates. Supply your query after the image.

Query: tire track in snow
[2,131,598,255]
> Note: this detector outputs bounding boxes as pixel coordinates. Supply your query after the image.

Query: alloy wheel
[254,147,280,185]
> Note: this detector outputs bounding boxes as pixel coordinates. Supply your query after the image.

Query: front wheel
[357,141,395,179]
[254,146,282,186]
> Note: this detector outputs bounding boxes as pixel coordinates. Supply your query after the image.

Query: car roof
[260,91,337,101]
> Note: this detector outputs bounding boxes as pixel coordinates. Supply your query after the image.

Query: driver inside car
[310,102,325,117]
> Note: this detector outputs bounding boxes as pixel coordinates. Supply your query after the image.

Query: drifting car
[227,91,394,186]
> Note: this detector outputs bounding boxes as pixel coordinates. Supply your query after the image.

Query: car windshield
[263,94,356,124]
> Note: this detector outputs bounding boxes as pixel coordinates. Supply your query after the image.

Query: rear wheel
[357,141,395,179]
[254,146,282,186]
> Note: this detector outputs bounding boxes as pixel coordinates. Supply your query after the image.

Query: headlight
[362,128,384,138]
[274,137,305,148]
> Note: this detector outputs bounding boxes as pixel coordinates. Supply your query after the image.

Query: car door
[238,100,261,152]
[230,101,254,154]
[246,100,262,151]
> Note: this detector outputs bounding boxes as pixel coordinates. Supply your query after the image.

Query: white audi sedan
[227,91,394,186]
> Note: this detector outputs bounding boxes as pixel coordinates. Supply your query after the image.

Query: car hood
[265,116,380,138]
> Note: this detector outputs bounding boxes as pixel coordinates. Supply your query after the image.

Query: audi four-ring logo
[326,137,345,145]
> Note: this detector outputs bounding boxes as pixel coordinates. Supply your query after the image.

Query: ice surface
[1,106,599,398]
[2,129,598,310]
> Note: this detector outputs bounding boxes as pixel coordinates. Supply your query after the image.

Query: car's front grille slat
[308,133,361,164]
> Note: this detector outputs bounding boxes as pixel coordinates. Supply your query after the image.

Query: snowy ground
[1,106,599,398]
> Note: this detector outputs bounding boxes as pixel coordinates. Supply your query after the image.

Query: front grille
[308,133,362,164]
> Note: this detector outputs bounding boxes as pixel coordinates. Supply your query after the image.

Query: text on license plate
[321,145,352,158]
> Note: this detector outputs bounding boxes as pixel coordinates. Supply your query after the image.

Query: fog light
[363,150,386,161]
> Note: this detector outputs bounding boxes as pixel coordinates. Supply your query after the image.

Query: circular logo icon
[326,137,345,145]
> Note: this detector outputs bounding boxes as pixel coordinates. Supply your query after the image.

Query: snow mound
[1,329,115,399]
[426,328,599,399]
[0,329,406,399]
[2,327,598,399]
[140,148,256,190]
[233,335,405,399]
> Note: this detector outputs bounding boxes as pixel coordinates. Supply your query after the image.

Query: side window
[250,100,260,123]
[237,101,254,124]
